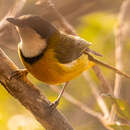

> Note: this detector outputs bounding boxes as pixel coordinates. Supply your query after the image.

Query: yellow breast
[19,48,94,85]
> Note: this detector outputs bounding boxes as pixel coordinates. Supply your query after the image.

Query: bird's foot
[49,99,59,110]
[49,82,69,111]
[10,69,28,80]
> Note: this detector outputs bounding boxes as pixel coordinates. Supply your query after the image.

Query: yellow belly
[19,48,94,84]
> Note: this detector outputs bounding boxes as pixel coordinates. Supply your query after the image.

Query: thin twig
[92,65,113,94]
[114,0,129,98]
[0,0,26,30]
[46,0,76,35]
[110,0,130,122]
[83,72,110,119]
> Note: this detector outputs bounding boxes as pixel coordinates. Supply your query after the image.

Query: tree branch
[0,48,73,130]
[0,0,26,30]
[110,0,130,122]
[92,65,113,94]
[83,72,110,119]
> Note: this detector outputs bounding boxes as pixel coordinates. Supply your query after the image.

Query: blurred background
[0,0,130,130]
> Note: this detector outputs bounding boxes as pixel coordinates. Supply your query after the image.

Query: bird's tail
[85,51,130,79]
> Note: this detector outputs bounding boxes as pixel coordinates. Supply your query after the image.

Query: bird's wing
[54,34,91,64]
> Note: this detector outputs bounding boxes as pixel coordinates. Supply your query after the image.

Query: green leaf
[109,123,130,130]
[111,98,130,120]
[103,95,130,121]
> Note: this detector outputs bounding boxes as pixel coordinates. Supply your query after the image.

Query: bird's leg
[9,69,28,80]
[50,82,69,109]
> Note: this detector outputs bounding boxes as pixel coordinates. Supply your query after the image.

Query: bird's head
[7,15,59,58]
[7,15,59,40]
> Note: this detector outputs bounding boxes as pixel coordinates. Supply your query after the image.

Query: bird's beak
[7,18,21,26]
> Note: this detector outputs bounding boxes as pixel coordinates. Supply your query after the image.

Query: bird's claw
[9,69,28,80]
[49,100,59,111]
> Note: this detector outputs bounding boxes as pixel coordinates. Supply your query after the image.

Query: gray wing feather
[54,34,91,63]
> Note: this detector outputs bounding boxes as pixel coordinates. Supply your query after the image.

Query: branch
[92,65,113,94]
[0,0,26,30]
[46,0,76,35]
[0,48,73,130]
[114,0,129,99]
[110,0,130,122]
[83,72,110,119]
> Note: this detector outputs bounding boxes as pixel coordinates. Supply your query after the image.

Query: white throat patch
[18,27,47,57]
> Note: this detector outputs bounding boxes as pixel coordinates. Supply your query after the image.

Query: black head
[7,15,59,39]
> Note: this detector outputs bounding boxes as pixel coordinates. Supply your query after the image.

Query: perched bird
[7,15,130,108]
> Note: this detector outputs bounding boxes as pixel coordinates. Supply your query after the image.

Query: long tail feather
[85,48,103,57]
[85,52,130,79]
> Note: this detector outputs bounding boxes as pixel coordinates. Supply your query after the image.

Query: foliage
[109,123,130,130]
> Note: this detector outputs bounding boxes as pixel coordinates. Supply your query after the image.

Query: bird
[7,15,130,108]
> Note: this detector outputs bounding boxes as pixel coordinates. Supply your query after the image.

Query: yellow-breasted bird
[7,15,130,108]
